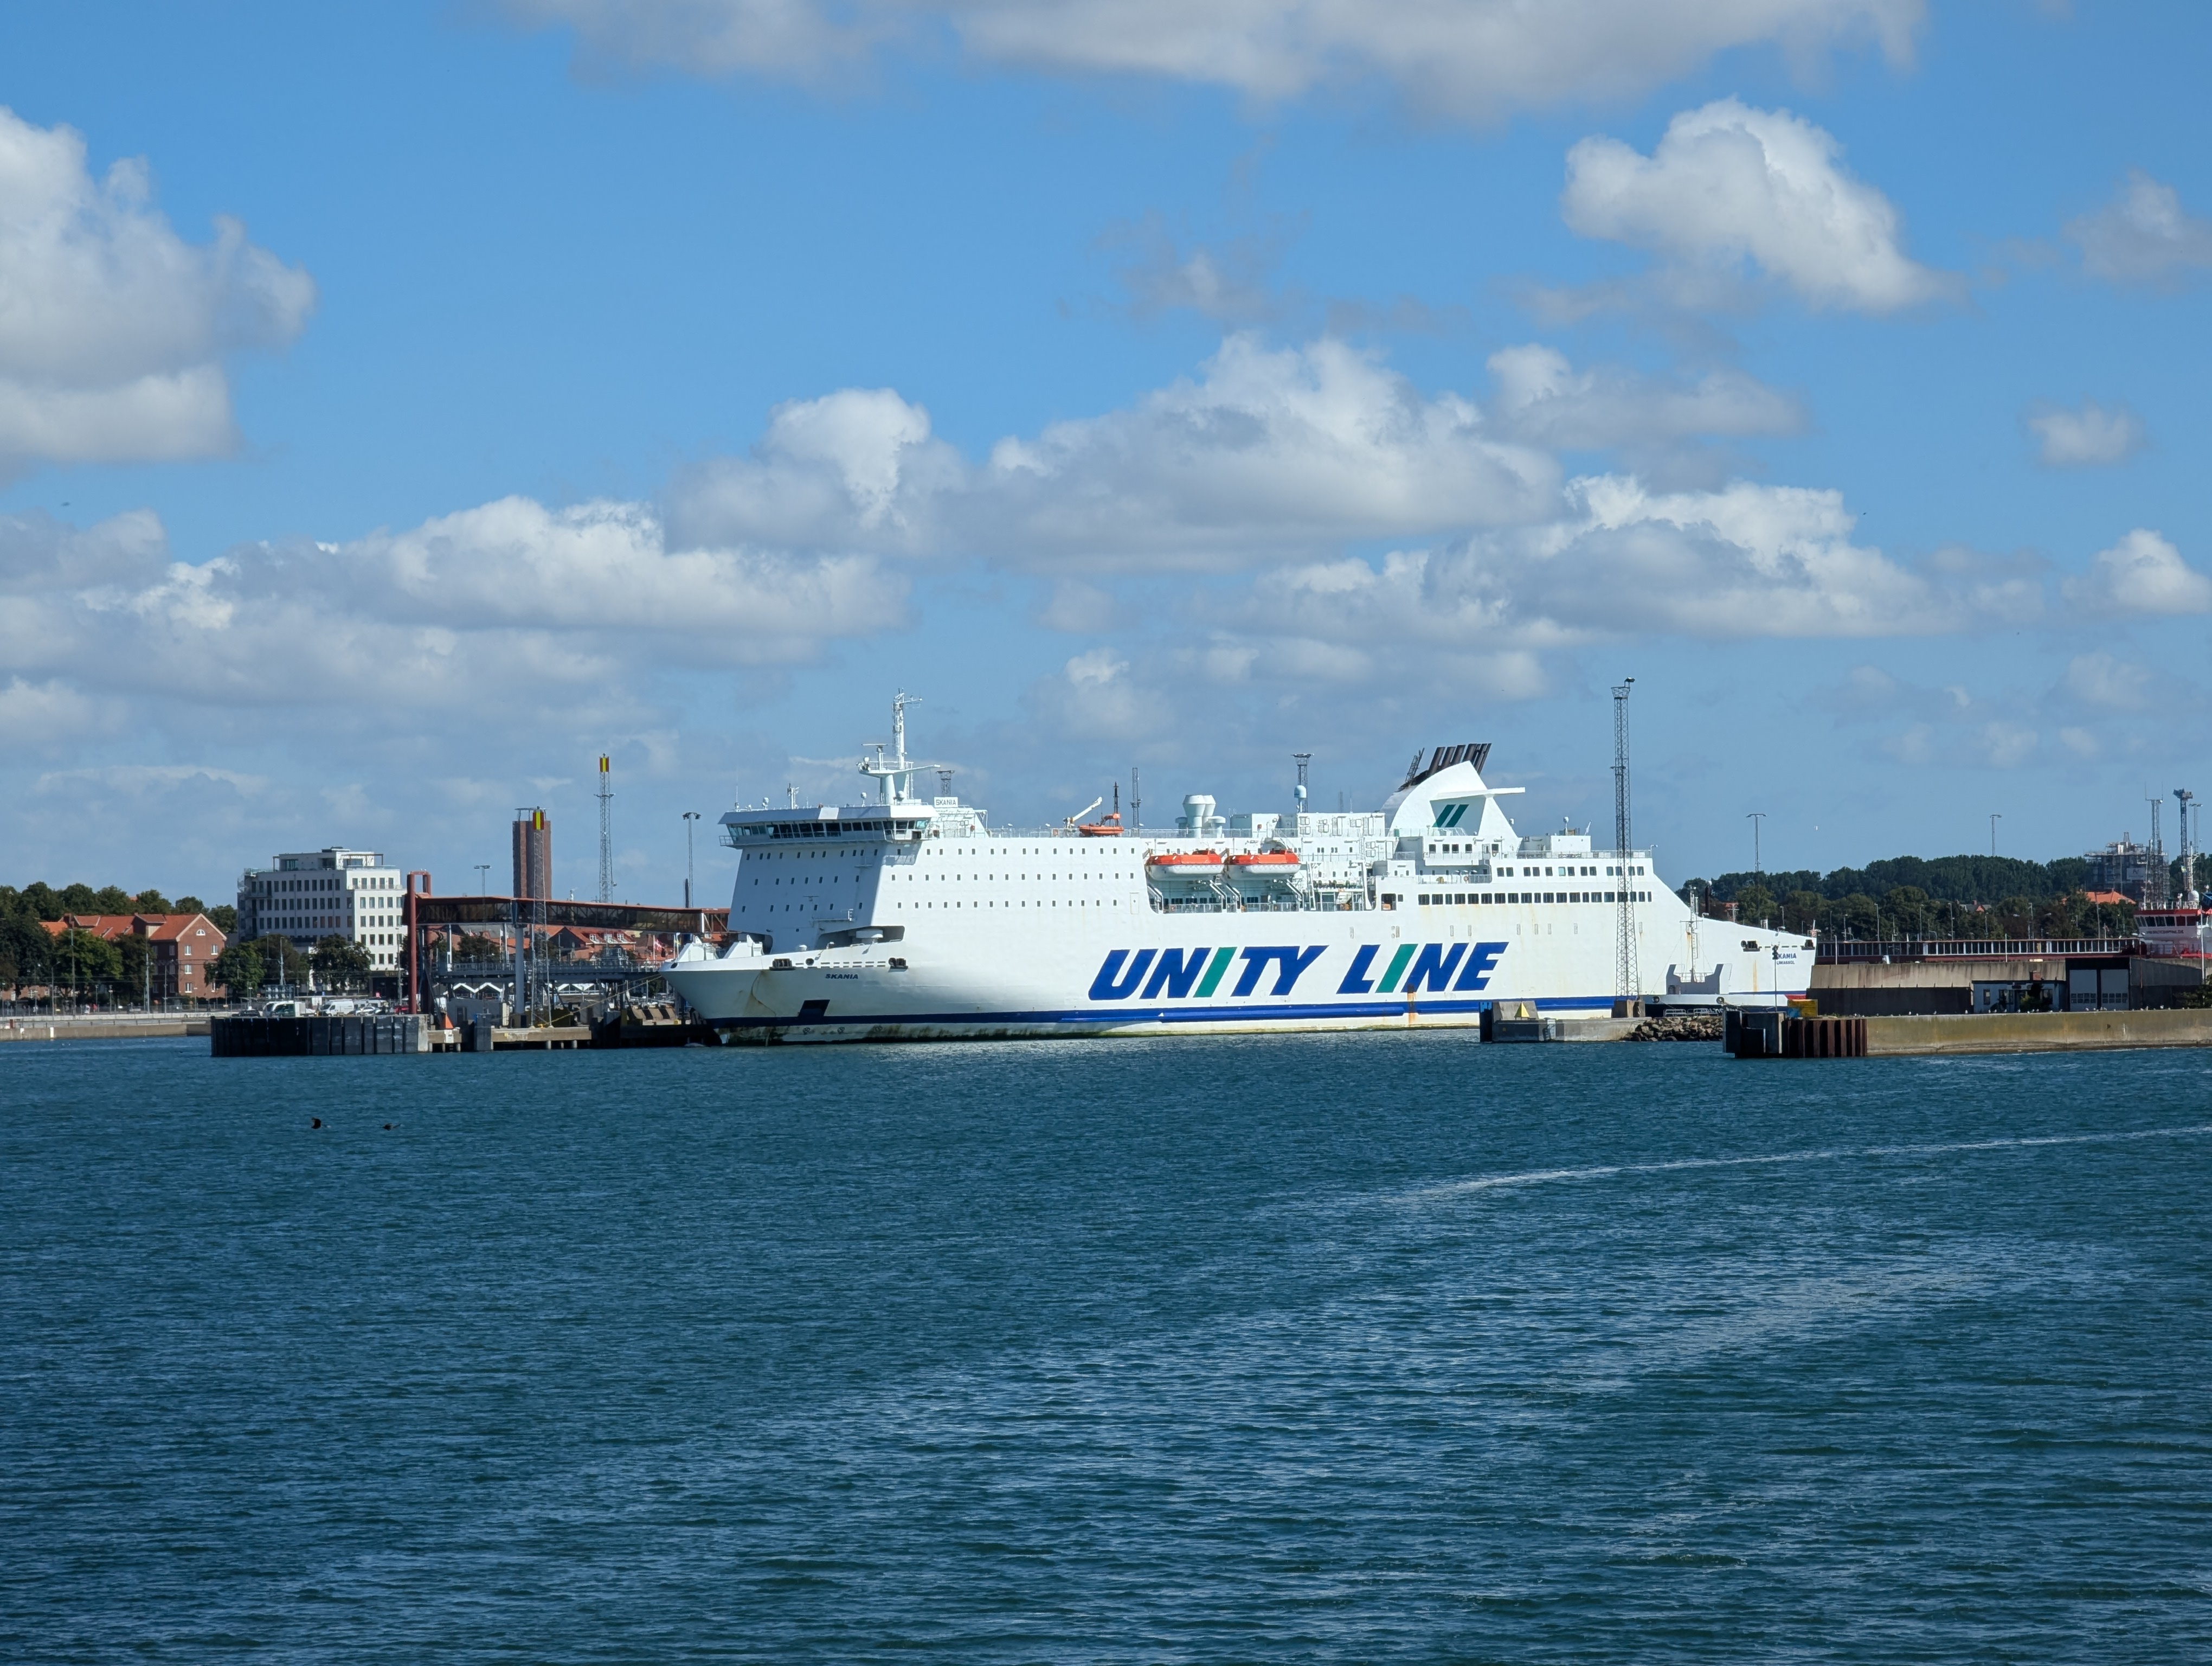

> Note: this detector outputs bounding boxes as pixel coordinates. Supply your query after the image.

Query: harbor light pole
[474,863,490,895]
[1746,811,1765,882]
[683,811,700,909]
[1990,812,2001,857]
[1612,680,1637,1010]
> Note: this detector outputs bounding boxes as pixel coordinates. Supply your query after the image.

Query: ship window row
[888,872,1107,882]
[740,819,900,839]
[1417,890,1653,906]
[889,900,1098,910]
[739,898,1112,913]
[1476,864,1648,879]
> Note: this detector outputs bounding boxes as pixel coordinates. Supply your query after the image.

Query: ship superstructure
[663,694,1811,1042]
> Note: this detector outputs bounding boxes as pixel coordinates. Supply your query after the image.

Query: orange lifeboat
[1078,811,1124,837]
[1226,850,1300,869]
[1147,849,1224,876]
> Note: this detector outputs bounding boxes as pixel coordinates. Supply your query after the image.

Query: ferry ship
[663,695,1811,1042]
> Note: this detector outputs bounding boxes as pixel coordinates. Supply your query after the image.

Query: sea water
[4,1034,2210,1662]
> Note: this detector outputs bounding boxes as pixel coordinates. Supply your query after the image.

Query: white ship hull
[663,710,1811,1044]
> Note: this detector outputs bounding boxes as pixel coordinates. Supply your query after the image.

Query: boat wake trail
[1413,1122,2212,1200]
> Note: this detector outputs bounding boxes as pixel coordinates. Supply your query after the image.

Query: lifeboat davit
[1147,849,1224,876]
[1226,850,1300,868]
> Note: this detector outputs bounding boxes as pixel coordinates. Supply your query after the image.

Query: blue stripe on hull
[707,995,1620,1033]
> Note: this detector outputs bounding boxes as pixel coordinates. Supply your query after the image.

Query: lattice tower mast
[2178,789,2197,906]
[1613,678,1637,1005]
[2147,794,2168,907]
[597,754,615,903]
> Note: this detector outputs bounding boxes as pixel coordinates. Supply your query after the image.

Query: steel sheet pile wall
[1726,1010,1868,1059]
[211,1016,423,1056]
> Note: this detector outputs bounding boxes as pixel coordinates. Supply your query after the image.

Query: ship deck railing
[1148,890,1375,914]
[1815,937,2144,963]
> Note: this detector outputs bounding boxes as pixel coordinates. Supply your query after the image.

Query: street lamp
[474,863,490,895]
[683,812,701,909]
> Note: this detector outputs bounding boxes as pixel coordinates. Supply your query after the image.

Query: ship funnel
[1178,793,1223,836]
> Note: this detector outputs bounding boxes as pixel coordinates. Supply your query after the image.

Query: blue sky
[4,1,2211,905]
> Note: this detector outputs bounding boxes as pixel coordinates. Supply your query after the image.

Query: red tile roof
[43,913,226,945]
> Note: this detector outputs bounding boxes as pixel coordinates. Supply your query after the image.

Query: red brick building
[44,913,229,1000]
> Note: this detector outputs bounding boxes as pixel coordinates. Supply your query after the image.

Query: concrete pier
[2,1015,212,1042]
[1488,1014,1643,1043]
[1732,1006,2212,1058]
[1864,1009,2212,1055]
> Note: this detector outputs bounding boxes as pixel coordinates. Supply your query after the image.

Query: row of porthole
[889,874,1108,882]
[892,899,1099,908]
[739,899,1108,913]
[1413,889,1653,907]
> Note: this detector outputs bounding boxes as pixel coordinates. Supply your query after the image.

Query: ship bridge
[720,802,935,845]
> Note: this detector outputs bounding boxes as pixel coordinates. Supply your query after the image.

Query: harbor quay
[1808,936,2200,1015]
[1727,1007,2212,1060]
[2,1013,215,1044]
[187,880,723,1055]
[23,706,2212,1062]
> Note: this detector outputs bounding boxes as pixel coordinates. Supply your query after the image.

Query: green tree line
[1680,853,2145,942]
[208,933,377,997]
[0,882,235,998]
[4,879,396,1002]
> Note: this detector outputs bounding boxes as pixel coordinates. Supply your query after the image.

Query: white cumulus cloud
[1227,476,2026,661]
[0,335,1811,740]
[2064,651,2155,712]
[0,498,909,720]
[973,336,1555,567]
[667,388,962,556]
[1561,98,1954,312]
[2062,528,2212,617]
[0,675,121,742]
[1484,343,1801,483]
[2065,170,2212,286]
[505,0,1921,120]
[21,332,2195,810]
[674,336,1562,570]
[1025,646,1175,742]
[2025,399,2146,469]
[359,496,909,650]
[0,106,313,471]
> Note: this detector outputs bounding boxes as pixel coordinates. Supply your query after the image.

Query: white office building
[236,848,408,971]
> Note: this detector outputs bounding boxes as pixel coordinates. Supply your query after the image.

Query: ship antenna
[892,690,915,803]
[859,689,924,804]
